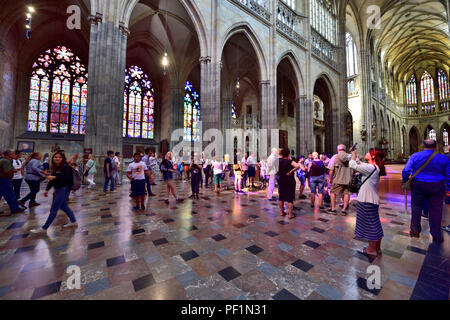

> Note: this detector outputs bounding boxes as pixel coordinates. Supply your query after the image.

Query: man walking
[142,148,155,196]
[104,151,115,193]
[328,145,352,215]
[267,148,279,201]
[112,152,121,186]
[402,139,449,243]
[0,150,25,214]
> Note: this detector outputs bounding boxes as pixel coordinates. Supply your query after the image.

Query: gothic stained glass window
[232,101,237,119]
[438,69,449,100]
[184,81,201,142]
[346,33,357,76]
[420,70,434,103]
[406,74,417,105]
[123,66,155,139]
[310,0,336,45]
[444,129,449,150]
[27,46,87,134]
[428,129,436,141]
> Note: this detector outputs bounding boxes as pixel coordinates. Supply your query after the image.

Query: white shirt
[267,154,279,175]
[113,156,120,168]
[127,161,148,180]
[248,156,257,166]
[349,160,380,205]
[212,161,223,175]
[13,159,23,180]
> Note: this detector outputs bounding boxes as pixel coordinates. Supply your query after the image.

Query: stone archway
[409,126,419,154]
[313,76,336,154]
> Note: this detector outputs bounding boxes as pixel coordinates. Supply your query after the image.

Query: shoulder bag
[401,151,438,191]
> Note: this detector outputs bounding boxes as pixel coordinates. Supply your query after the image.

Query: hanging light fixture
[161,4,169,76]
[162,51,168,75]
[236,76,240,96]
[25,1,34,39]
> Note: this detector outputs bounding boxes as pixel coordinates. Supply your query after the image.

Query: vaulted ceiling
[350,0,449,82]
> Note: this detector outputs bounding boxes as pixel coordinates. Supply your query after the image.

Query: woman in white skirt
[349,147,386,257]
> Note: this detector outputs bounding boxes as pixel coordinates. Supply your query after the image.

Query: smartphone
[350,143,358,151]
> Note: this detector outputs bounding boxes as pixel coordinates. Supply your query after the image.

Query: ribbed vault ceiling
[364,0,449,82]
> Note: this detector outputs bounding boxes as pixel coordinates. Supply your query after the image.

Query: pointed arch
[219,23,268,81]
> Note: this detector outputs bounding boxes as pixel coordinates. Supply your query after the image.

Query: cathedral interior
[0,0,449,301]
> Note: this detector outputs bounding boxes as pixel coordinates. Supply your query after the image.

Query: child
[189,160,202,199]
[233,161,243,194]
[126,153,149,211]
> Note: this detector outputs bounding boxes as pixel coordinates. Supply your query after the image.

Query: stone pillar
[84,12,128,181]
[222,98,233,155]
[260,80,277,151]
[296,96,313,155]
[200,56,221,151]
[169,85,185,150]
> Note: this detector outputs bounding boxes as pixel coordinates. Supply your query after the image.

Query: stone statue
[360,125,367,141]
[51,143,60,153]
[371,124,377,140]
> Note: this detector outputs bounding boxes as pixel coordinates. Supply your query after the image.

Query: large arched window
[232,101,237,119]
[184,81,201,142]
[346,33,358,76]
[282,0,295,10]
[438,69,449,100]
[310,0,336,45]
[406,74,417,105]
[28,46,87,134]
[421,70,434,103]
[123,66,155,139]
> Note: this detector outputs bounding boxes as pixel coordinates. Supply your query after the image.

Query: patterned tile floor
[0,165,448,300]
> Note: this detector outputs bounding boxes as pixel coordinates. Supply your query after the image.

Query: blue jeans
[310,175,326,194]
[43,186,76,229]
[145,175,152,195]
[112,170,121,185]
[411,180,444,241]
[12,179,23,200]
[104,175,114,192]
[21,179,41,204]
[0,178,21,213]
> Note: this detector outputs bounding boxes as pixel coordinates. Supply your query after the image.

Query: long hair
[369,148,386,176]
[51,151,67,174]
[23,152,41,167]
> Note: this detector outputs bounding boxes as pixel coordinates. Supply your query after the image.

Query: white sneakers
[30,228,47,234]
[63,222,78,228]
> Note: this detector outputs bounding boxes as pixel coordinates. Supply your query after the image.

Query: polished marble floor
[0,165,448,300]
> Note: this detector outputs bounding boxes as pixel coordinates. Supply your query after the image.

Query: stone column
[296,96,313,155]
[200,56,221,151]
[84,12,128,179]
[260,80,277,151]
[222,98,233,155]
[169,85,185,150]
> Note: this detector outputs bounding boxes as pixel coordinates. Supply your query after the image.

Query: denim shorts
[310,175,325,194]
[297,175,306,186]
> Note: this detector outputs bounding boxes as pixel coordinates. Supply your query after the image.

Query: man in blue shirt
[402,139,450,243]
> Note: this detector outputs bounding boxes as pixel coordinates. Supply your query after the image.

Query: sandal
[362,247,378,257]
[288,214,296,219]
[341,211,348,216]
[281,212,287,217]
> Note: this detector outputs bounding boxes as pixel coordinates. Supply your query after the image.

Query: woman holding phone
[349,146,386,257]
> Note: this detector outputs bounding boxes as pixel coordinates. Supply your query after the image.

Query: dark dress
[278,158,296,203]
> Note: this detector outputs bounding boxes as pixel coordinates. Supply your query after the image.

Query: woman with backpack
[30,151,77,234]
[349,147,386,257]
[308,152,326,209]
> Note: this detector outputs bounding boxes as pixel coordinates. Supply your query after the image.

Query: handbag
[349,166,377,194]
[401,151,438,191]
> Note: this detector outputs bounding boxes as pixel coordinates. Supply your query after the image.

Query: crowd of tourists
[0,139,449,251]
